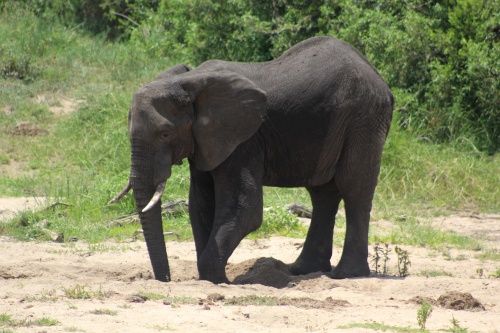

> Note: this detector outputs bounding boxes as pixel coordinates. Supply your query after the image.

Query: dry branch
[106,199,188,227]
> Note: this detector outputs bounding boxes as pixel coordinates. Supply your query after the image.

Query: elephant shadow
[227,257,328,289]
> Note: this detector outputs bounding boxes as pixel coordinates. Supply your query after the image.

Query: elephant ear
[184,71,267,171]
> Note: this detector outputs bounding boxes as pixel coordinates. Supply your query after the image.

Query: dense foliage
[0,1,499,243]
[2,0,499,153]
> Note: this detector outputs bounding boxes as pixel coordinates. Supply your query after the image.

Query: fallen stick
[106,199,188,227]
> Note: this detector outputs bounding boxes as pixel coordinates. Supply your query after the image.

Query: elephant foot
[199,272,230,284]
[198,267,230,284]
[330,261,370,279]
[289,258,332,276]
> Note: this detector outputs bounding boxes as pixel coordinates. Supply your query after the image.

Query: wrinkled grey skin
[115,37,393,283]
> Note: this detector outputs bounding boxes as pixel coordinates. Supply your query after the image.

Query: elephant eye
[161,132,169,140]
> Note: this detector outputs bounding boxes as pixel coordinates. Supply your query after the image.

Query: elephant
[109,36,394,283]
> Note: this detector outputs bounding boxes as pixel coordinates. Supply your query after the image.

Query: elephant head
[110,66,267,281]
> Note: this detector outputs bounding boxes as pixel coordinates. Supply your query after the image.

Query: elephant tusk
[107,182,132,205]
[142,182,166,213]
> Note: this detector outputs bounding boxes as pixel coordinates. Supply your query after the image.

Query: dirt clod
[437,291,485,311]
[409,292,485,311]
[230,257,292,288]
[9,122,48,136]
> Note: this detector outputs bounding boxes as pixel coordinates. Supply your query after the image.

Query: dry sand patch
[0,198,499,332]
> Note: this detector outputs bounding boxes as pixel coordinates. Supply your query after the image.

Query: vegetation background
[14,0,499,153]
[0,0,499,243]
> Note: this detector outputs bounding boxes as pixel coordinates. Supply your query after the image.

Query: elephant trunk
[133,188,170,282]
[129,142,172,282]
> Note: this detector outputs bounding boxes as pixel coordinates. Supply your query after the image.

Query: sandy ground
[1,198,499,333]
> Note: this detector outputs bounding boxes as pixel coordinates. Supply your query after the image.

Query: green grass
[418,270,453,277]
[0,314,13,326]
[225,295,279,306]
[63,285,92,300]
[0,313,59,328]
[475,250,500,261]
[371,217,483,252]
[491,267,500,278]
[135,291,197,304]
[338,322,423,332]
[0,5,498,253]
[135,292,165,301]
[375,125,500,214]
[22,295,58,302]
[89,309,118,316]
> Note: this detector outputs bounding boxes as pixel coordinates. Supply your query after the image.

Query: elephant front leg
[188,163,216,261]
[196,222,246,283]
[197,164,263,284]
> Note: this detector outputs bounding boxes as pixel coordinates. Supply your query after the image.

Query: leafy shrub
[0,53,38,81]
[1,0,499,152]
[128,0,500,153]
[1,0,159,40]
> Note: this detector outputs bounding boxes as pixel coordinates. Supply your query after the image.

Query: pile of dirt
[409,291,485,311]
[437,291,486,311]
[9,122,48,136]
[229,257,293,288]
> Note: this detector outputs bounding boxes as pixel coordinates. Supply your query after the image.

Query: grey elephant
[110,36,394,283]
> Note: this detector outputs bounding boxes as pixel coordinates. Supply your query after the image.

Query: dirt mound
[9,122,48,136]
[409,291,485,311]
[437,291,485,311]
[229,257,292,288]
[292,274,340,291]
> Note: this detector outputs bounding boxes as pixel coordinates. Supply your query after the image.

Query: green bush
[129,0,274,64]
[128,0,500,153]
[4,0,498,154]
[1,0,159,40]
[323,0,499,153]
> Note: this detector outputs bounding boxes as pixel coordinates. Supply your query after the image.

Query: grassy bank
[0,6,498,245]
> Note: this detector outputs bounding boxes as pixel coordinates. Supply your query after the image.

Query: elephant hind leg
[330,142,384,279]
[289,179,342,276]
